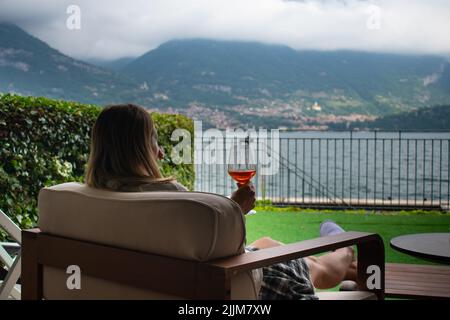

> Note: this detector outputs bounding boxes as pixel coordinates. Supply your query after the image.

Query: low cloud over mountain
[1,0,450,60]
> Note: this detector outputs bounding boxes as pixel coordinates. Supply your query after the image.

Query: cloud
[1,0,449,60]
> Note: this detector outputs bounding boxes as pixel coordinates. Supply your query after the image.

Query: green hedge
[0,94,194,234]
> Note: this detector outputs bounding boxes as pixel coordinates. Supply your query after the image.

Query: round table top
[390,233,450,264]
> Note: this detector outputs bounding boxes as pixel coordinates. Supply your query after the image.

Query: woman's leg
[250,236,357,290]
[305,247,355,289]
[345,260,357,281]
[249,236,284,249]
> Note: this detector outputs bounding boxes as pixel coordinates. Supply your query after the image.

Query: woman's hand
[231,182,256,214]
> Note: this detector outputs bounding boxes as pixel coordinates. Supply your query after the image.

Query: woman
[85,103,357,300]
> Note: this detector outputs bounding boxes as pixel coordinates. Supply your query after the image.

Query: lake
[195,131,450,209]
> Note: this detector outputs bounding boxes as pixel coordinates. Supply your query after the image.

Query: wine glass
[227,137,257,215]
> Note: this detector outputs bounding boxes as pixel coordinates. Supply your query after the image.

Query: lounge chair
[0,209,21,300]
[21,182,385,300]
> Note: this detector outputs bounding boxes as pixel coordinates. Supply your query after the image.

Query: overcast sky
[1,0,449,61]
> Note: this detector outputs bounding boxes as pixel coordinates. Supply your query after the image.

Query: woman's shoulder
[104,177,188,192]
[138,180,188,192]
[167,180,189,191]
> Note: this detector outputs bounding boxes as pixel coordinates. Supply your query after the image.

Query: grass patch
[245,209,450,265]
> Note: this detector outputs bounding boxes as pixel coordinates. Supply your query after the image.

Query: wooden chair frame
[21,229,385,300]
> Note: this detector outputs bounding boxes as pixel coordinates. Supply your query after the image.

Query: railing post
[374,131,377,206]
[398,131,402,207]
[406,138,410,206]
[349,131,353,205]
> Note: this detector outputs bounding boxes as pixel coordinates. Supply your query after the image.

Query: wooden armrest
[209,232,380,272]
[209,231,385,299]
[23,228,41,235]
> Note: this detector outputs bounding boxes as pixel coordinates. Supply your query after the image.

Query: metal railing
[194,131,450,210]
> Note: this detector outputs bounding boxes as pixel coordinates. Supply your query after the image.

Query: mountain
[123,39,450,117]
[86,57,135,71]
[0,22,140,104]
[1,23,450,128]
[330,105,450,130]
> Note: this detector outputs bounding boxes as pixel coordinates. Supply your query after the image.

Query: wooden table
[388,233,450,299]
[390,233,450,264]
[385,263,450,299]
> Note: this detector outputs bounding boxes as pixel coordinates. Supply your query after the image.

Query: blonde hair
[85,104,173,189]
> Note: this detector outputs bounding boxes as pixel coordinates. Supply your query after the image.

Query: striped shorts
[246,246,318,300]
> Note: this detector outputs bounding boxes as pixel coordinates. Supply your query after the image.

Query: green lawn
[245,208,450,265]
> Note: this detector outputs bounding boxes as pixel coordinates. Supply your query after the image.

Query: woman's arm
[230,183,256,214]
[173,180,255,214]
